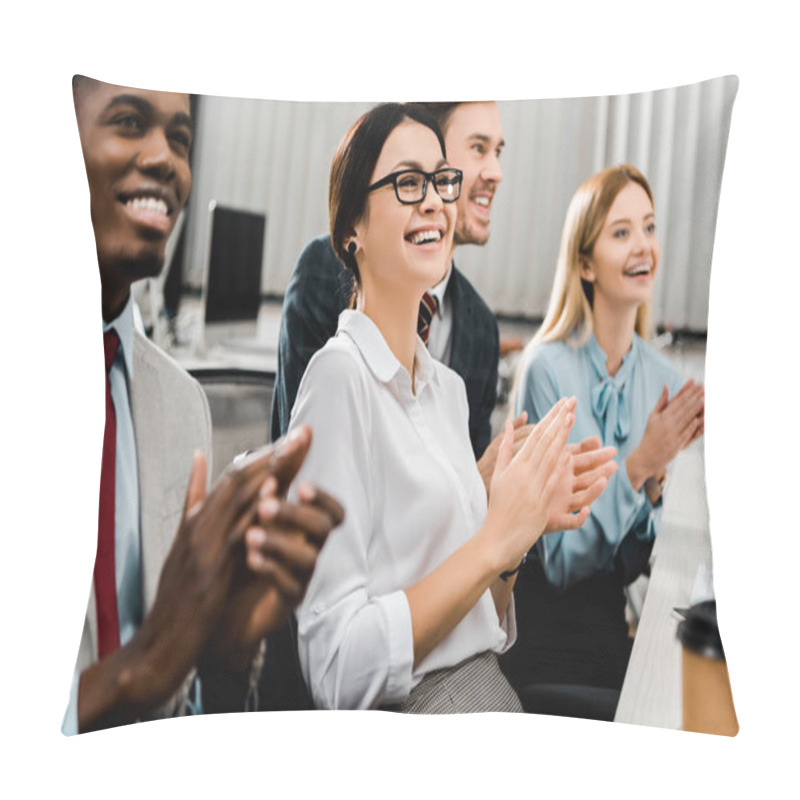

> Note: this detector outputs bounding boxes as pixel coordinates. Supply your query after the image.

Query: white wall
[183,76,737,332]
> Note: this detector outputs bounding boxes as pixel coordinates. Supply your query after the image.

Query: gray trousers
[384,651,523,714]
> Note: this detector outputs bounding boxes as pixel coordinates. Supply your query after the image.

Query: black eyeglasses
[367,168,463,205]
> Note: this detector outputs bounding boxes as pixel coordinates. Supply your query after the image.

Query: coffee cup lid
[676,599,726,660]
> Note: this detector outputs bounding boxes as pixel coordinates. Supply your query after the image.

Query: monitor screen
[204,203,266,324]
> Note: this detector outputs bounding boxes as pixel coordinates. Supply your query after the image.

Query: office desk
[614,444,713,728]
[171,343,277,481]
[172,341,278,376]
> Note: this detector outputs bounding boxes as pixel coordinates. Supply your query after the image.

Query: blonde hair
[537,163,654,346]
[509,165,655,416]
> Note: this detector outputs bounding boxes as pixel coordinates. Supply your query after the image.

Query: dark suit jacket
[263,234,500,710]
[270,234,499,459]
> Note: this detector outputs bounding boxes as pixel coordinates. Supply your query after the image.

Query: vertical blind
[182,76,737,332]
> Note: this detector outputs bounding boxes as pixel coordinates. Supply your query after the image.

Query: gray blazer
[74,330,212,721]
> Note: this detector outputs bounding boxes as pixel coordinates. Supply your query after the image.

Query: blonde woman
[500,165,704,704]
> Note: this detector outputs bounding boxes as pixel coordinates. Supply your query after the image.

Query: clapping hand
[545,436,618,532]
[482,397,577,573]
[203,426,344,673]
[477,412,535,496]
[627,380,704,491]
[481,406,617,532]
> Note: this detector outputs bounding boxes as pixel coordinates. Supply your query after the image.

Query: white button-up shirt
[290,310,514,710]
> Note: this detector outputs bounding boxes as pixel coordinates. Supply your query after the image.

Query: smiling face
[581,181,661,315]
[74,79,192,318]
[353,120,456,299]
[442,102,504,247]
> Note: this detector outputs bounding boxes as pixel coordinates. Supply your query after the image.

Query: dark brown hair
[415,102,463,136]
[329,103,447,289]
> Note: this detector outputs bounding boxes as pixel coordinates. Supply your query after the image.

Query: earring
[347,241,357,256]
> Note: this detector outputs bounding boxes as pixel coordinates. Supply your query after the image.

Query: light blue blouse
[515,332,683,590]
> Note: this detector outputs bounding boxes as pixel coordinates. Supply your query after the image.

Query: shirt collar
[337,309,438,394]
[427,261,452,319]
[103,292,135,379]
[586,331,640,383]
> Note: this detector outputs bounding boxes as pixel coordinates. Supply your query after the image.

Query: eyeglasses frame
[366,168,463,205]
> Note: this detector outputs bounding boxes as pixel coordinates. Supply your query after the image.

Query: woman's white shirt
[289,310,514,710]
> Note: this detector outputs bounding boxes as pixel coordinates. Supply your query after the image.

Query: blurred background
[150,76,737,340]
[135,76,736,491]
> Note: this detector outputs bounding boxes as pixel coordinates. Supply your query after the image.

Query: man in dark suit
[271,102,507,463]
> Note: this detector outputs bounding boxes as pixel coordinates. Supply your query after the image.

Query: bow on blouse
[588,335,638,445]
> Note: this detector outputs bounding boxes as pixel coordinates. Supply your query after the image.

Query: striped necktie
[417,291,439,346]
[95,329,121,658]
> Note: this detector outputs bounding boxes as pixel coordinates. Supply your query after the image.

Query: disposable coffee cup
[677,600,738,736]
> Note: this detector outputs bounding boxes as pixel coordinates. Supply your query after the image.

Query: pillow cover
[67,75,738,734]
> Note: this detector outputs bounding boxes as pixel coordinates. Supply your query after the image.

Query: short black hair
[72,74,198,155]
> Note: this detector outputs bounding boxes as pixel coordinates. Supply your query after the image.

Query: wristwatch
[500,554,527,582]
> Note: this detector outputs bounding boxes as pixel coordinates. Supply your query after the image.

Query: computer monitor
[199,201,266,351]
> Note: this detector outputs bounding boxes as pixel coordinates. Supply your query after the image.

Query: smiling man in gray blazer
[65,77,343,733]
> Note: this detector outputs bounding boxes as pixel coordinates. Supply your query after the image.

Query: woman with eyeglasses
[500,165,705,701]
[287,103,582,712]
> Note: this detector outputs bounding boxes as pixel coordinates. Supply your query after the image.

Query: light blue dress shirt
[515,332,683,590]
[62,295,142,735]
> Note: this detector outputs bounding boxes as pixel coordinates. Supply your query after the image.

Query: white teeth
[474,197,490,207]
[409,230,442,245]
[625,265,651,276]
[128,196,168,216]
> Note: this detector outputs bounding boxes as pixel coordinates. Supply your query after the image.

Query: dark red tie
[417,291,439,346]
[95,330,121,658]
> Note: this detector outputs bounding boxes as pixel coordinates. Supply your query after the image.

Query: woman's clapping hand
[626,379,704,491]
[545,436,618,532]
[481,397,576,573]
